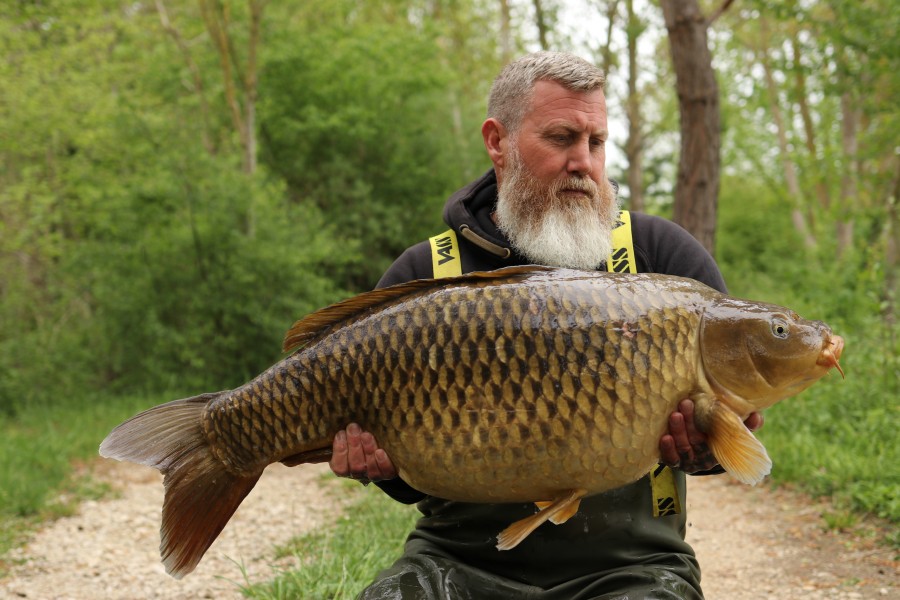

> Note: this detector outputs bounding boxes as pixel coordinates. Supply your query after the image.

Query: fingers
[345,423,368,478]
[371,448,398,480]
[659,411,694,468]
[671,401,701,464]
[329,423,397,483]
[660,400,716,473]
[659,433,680,468]
[329,429,351,477]
[744,411,764,432]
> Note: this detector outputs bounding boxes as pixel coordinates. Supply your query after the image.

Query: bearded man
[330,51,762,600]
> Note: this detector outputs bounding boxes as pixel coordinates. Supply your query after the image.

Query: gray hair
[487,51,606,134]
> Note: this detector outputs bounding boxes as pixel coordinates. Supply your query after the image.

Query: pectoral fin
[707,403,772,485]
[497,489,587,550]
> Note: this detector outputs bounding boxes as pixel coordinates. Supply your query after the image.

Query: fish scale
[100,265,844,578]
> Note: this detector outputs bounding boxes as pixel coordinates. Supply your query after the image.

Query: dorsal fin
[282,265,553,353]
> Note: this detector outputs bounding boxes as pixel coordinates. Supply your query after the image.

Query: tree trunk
[660,0,721,256]
[837,90,859,259]
[532,0,549,50]
[596,0,619,76]
[198,0,264,178]
[244,0,264,177]
[756,18,817,248]
[789,32,831,211]
[624,0,644,212]
[499,0,513,63]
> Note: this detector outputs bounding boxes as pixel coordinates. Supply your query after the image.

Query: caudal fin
[99,392,262,579]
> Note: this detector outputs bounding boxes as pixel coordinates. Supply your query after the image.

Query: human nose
[566,140,593,177]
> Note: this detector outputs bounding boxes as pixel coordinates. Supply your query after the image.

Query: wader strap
[649,464,682,517]
[608,209,637,273]
[607,210,681,517]
[429,229,462,278]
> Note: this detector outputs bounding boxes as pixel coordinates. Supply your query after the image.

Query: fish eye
[772,318,790,339]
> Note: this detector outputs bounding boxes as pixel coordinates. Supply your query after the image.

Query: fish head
[699,298,844,415]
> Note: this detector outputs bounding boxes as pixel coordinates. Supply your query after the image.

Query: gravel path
[1,462,896,599]
[0,462,341,600]
[685,476,896,599]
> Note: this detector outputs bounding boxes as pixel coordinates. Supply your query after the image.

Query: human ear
[482,118,507,169]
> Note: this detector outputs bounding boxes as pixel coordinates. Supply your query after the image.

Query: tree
[659,0,725,256]
[533,0,550,49]
[624,0,646,211]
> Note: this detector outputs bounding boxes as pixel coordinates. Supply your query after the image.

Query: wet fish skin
[100,265,844,578]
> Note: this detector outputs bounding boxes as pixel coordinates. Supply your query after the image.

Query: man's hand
[659,399,764,474]
[330,423,397,483]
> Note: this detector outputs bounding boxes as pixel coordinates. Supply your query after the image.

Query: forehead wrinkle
[521,81,607,134]
[527,81,605,107]
[543,121,609,138]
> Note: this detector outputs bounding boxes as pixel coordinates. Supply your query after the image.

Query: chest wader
[358,212,702,600]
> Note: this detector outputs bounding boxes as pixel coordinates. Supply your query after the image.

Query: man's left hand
[659,399,764,474]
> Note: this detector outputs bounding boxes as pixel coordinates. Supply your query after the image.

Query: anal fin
[497,489,587,550]
[708,403,772,485]
[534,498,582,525]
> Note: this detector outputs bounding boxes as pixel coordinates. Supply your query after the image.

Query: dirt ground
[1,462,896,600]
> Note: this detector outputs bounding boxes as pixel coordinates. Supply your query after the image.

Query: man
[331,51,762,599]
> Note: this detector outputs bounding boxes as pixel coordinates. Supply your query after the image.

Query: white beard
[495,149,620,270]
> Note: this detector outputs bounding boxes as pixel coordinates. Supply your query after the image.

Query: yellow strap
[608,210,637,273]
[607,210,681,517]
[649,464,683,517]
[429,229,462,278]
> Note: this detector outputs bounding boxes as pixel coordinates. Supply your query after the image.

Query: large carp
[100,266,844,578]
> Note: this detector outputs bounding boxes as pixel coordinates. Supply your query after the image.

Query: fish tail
[99,392,262,579]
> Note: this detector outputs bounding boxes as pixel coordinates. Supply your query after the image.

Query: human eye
[546,132,571,145]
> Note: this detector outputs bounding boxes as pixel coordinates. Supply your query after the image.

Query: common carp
[100,265,844,578]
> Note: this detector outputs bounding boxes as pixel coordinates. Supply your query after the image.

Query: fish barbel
[100,265,844,578]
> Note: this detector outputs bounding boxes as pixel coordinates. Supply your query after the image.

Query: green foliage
[80,158,348,392]
[240,483,419,600]
[0,0,501,413]
[0,2,351,412]
[258,5,494,288]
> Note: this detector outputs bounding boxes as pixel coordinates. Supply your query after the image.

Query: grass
[0,392,164,572]
[239,481,419,600]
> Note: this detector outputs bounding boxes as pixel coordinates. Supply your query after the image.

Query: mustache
[550,176,600,197]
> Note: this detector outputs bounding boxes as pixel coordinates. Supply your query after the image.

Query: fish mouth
[816,335,845,379]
